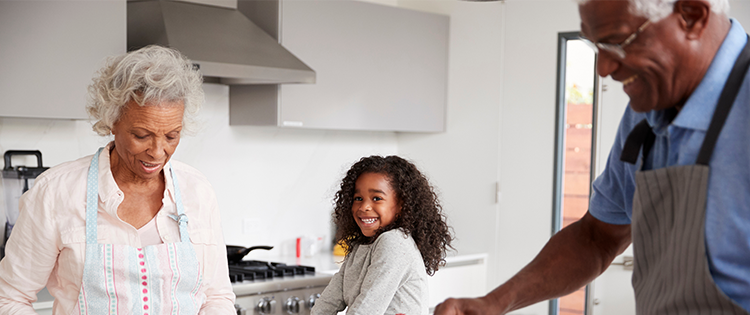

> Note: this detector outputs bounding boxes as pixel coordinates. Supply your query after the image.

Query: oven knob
[307,293,321,309]
[284,296,301,314]
[256,297,276,314]
[234,303,247,315]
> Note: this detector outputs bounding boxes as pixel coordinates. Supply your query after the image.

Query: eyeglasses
[581,20,651,59]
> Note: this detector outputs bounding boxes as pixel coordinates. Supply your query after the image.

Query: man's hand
[433,213,631,315]
[433,297,502,315]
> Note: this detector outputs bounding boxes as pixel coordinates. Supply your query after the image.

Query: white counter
[276,252,346,274]
[278,251,489,311]
[278,251,488,273]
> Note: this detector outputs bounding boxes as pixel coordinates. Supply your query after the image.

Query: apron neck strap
[620,119,656,165]
[696,35,750,165]
[85,147,105,244]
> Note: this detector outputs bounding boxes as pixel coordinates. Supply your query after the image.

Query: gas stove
[229,260,316,283]
[231,260,333,315]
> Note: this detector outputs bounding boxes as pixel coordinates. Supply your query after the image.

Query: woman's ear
[675,0,711,39]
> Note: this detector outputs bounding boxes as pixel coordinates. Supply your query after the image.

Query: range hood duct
[127,0,315,85]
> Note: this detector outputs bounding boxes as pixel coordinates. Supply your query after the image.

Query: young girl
[312,155,454,315]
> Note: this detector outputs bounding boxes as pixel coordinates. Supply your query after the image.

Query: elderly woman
[0,45,235,314]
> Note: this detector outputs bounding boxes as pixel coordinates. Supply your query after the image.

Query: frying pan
[226,245,273,263]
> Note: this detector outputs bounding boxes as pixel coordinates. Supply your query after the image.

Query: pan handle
[247,245,273,252]
[236,245,274,261]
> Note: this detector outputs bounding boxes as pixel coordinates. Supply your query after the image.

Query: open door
[553,32,636,315]
[551,32,596,315]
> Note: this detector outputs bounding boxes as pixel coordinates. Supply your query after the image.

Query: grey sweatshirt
[311,229,429,315]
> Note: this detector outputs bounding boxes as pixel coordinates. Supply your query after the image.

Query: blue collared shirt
[590,18,750,310]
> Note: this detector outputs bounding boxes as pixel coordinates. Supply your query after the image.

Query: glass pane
[557,39,596,315]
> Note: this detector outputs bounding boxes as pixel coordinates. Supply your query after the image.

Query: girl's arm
[311,260,347,315]
[347,231,420,315]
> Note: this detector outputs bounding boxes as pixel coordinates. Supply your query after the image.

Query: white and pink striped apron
[73,147,204,315]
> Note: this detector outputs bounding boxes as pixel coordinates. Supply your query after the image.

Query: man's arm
[433,212,631,315]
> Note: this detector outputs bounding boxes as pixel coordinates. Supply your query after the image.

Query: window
[551,32,598,315]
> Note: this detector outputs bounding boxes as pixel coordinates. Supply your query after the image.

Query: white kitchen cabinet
[427,253,488,310]
[230,0,448,132]
[0,1,125,119]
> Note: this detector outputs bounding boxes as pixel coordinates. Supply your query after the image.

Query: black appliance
[1,150,48,258]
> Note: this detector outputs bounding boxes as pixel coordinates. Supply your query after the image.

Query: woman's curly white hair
[577,0,728,22]
[86,45,204,136]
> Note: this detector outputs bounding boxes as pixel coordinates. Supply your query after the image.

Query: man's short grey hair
[577,0,729,22]
[86,45,204,136]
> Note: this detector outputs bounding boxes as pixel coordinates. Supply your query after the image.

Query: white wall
[0,83,399,259]
[730,0,750,24]
[175,84,399,255]
[395,1,581,314]
[500,1,581,314]
[396,0,504,297]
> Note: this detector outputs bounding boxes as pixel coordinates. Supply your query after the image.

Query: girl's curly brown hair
[332,155,454,276]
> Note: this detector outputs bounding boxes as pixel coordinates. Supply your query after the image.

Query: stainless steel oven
[231,260,333,315]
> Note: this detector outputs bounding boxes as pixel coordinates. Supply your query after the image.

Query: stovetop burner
[228,260,316,283]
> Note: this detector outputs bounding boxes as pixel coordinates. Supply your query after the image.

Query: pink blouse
[137,215,163,246]
[0,143,235,314]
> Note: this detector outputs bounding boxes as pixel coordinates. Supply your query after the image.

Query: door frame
[551,30,600,315]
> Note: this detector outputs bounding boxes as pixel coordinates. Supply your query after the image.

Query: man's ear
[675,0,711,39]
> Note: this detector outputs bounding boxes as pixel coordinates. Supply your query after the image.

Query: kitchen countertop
[275,251,488,274]
[276,252,346,274]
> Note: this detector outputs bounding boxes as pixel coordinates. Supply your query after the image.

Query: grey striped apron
[619,37,750,315]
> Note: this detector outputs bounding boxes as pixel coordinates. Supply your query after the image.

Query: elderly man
[435,0,750,314]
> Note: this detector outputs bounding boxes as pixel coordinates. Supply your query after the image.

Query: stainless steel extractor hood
[127,0,315,84]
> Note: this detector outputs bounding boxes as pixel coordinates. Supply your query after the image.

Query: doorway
[551,32,598,315]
